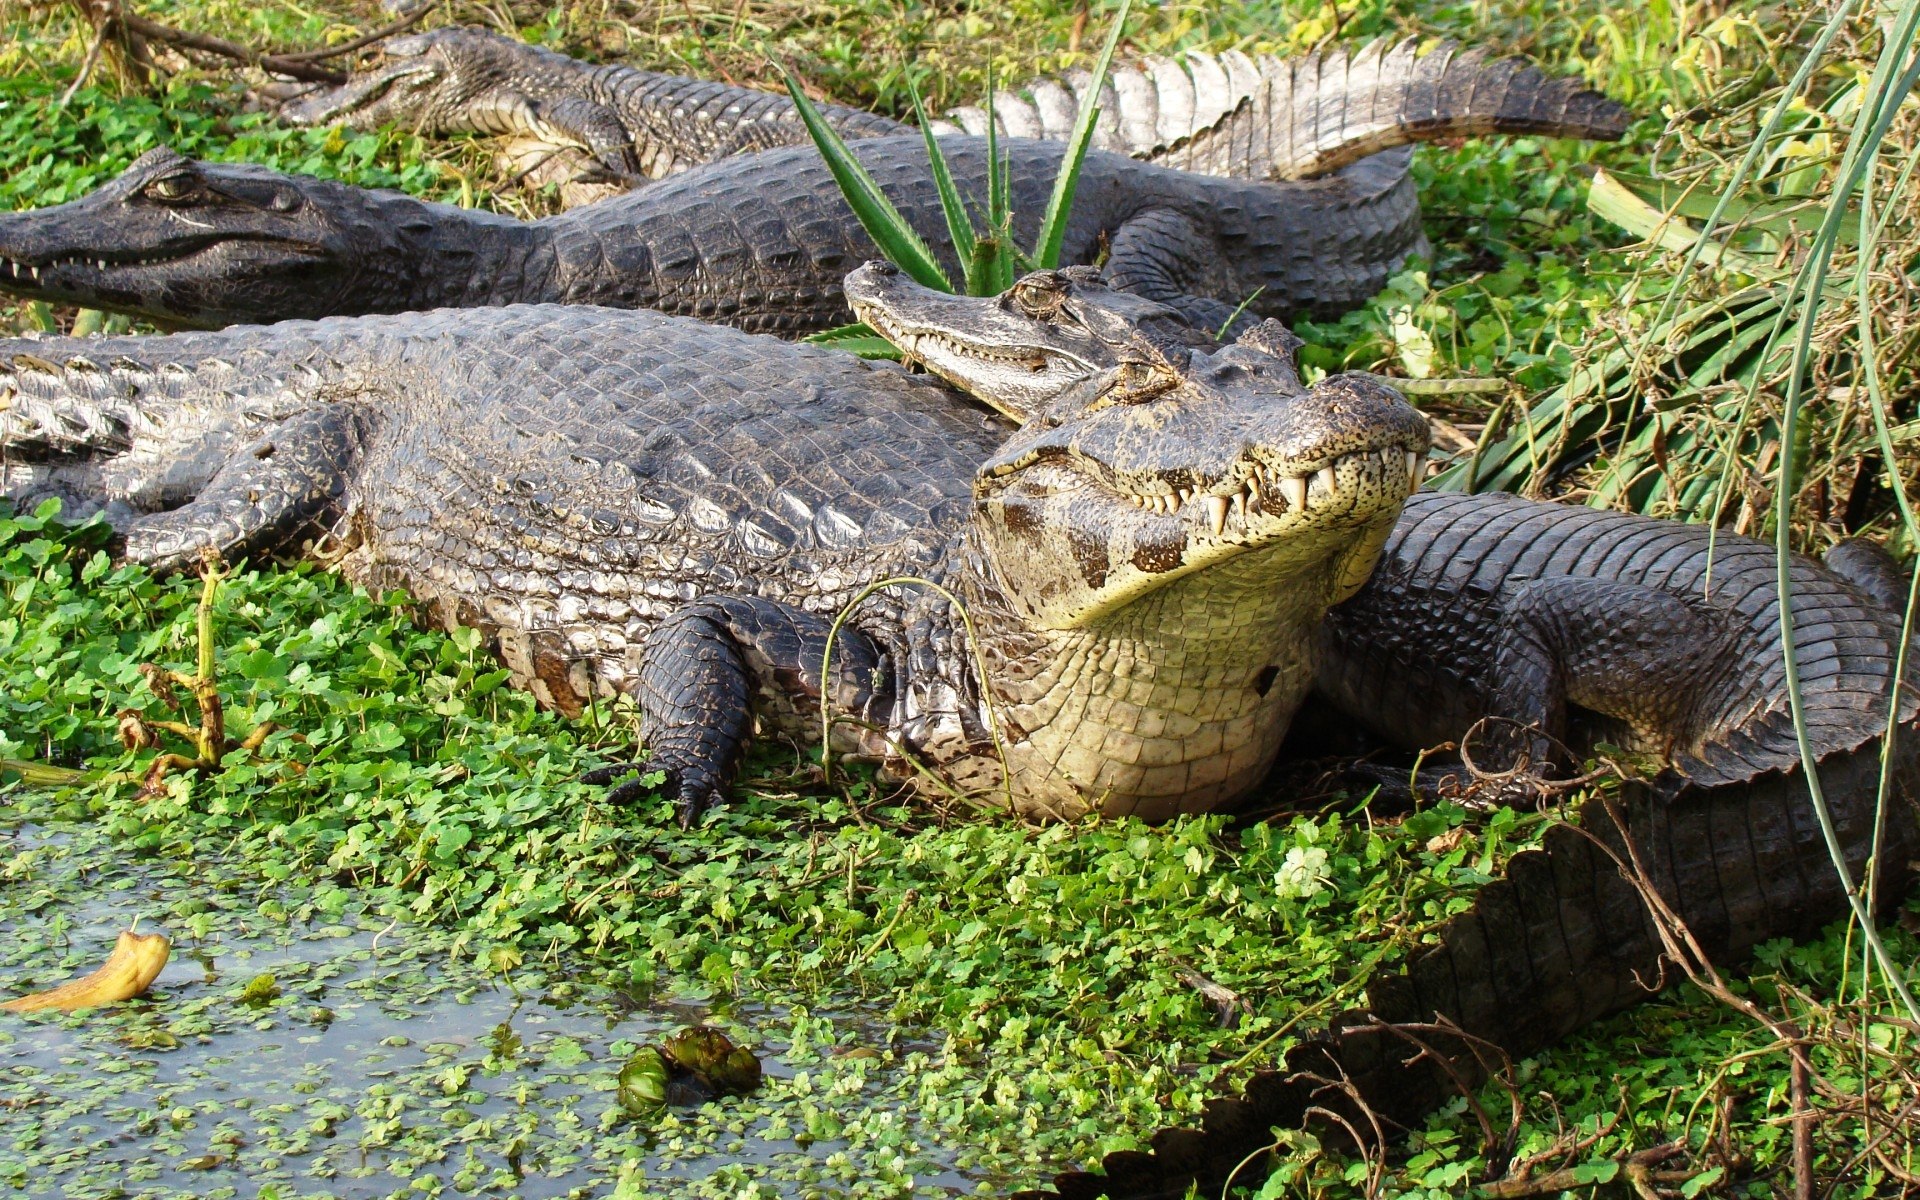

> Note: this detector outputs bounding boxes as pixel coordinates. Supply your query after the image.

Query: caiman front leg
[1348,577,1741,807]
[587,596,895,827]
[120,405,372,574]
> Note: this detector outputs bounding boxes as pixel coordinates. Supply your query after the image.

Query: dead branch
[64,0,430,85]
[106,10,348,83]
[1482,1142,1686,1199]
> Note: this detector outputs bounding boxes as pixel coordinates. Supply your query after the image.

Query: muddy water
[0,819,993,1199]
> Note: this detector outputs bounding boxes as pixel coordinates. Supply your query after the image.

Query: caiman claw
[580,761,722,829]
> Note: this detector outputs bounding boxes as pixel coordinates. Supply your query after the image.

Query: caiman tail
[1030,761,1916,1199]
[1022,493,1920,1199]
[935,39,1631,181]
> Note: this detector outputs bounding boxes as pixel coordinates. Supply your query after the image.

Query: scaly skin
[0,136,1425,333]
[277,30,1628,193]
[7,269,1917,1197]
[835,268,1920,1197]
[0,277,1428,826]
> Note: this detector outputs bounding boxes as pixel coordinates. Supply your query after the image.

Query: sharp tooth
[1167,491,1183,514]
[1245,474,1262,501]
[97,259,107,270]
[1205,494,1228,535]
[1229,492,1245,526]
[1281,476,1307,511]
[1406,451,1422,487]
[29,266,39,281]
[1316,466,1337,495]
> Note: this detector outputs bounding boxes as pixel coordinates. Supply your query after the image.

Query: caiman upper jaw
[280,61,440,124]
[1104,446,1428,533]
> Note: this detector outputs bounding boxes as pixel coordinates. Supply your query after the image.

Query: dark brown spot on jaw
[1068,525,1109,590]
[1131,530,1183,574]
[1001,492,1045,540]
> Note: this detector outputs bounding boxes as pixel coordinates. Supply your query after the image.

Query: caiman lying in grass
[0,41,1627,332]
[3,267,1912,1196]
[274,29,1627,199]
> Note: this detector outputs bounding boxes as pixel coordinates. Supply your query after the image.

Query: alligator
[848,265,1920,1198]
[0,136,1458,335]
[0,41,1627,332]
[276,29,1626,202]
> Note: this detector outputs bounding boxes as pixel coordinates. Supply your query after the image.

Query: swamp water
[0,817,1005,1199]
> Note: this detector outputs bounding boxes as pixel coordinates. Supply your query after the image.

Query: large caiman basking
[274,29,1629,201]
[0,41,1627,333]
[4,266,1913,1196]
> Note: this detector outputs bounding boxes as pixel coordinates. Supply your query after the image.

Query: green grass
[3,0,1919,1195]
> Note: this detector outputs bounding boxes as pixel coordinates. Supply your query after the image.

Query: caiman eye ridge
[1117,447,1425,532]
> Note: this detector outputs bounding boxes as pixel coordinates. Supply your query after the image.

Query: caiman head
[849,262,1431,820]
[280,28,525,130]
[0,148,428,327]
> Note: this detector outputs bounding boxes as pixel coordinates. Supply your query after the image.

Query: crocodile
[846,265,1920,1199]
[0,272,1428,825]
[4,266,1916,1197]
[276,30,1627,202]
[0,43,1627,331]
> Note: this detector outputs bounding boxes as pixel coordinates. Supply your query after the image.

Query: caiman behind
[0,40,1628,332]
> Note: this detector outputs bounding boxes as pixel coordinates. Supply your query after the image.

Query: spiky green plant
[789,0,1130,355]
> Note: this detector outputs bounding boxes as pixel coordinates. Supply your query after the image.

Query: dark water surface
[0,819,1000,1199]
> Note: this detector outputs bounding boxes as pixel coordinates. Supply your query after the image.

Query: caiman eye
[1009,274,1068,317]
[142,174,201,203]
[1081,361,1181,413]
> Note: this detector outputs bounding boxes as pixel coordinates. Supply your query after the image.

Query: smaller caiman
[0,42,1627,332]
[276,29,1627,201]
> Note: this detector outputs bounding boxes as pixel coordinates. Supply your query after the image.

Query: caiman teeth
[1116,445,1419,532]
[1204,493,1229,535]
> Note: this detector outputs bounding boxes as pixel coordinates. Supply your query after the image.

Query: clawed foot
[580,761,724,829]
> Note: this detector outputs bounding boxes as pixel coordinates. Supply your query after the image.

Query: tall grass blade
[1033,0,1131,269]
[1767,0,1920,1021]
[906,76,979,286]
[778,63,951,291]
[982,63,1016,294]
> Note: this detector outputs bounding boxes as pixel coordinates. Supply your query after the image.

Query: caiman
[276,29,1626,199]
[0,270,1428,825]
[5,267,1912,1196]
[846,265,1920,1198]
[0,42,1627,332]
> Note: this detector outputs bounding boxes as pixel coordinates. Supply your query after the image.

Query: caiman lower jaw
[0,240,325,293]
